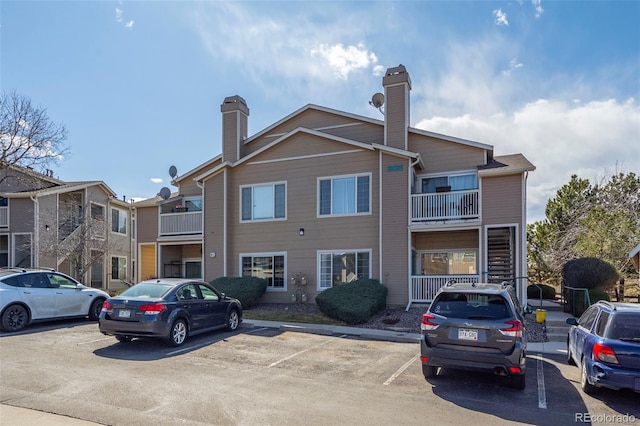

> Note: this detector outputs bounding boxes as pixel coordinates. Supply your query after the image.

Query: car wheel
[115,335,132,343]
[422,365,437,379]
[226,309,239,331]
[167,319,187,347]
[88,298,105,321]
[510,374,526,390]
[1,304,29,332]
[567,339,575,366]
[580,358,597,394]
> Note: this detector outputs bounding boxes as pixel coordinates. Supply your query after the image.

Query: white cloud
[310,43,378,79]
[125,20,134,28]
[503,58,523,75]
[493,9,509,26]
[150,178,163,184]
[115,8,123,23]
[373,65,385,77]
[415,98,640,222]
[532,0,544,18]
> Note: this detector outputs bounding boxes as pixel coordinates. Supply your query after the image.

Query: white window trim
[110,255,128,281]
[239,181,287,223]
[316,248,372,291]
[239,251,287,292]
[316,172,372,218]
[183,257,203,280]
[110,206,128,236]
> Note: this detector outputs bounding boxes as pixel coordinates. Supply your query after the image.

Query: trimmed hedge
[315,279,387,325]
[209,276,268,308]
[562,257,619,291]
[589,289,611,303]
[526,284,556,300]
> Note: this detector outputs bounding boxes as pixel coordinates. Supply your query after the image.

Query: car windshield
[607,313,640,341]
[119,283,173,299]
[431,292,511,320]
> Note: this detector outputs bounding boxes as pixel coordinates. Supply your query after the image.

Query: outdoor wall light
[299,228,304,236]
[45,225,50,231]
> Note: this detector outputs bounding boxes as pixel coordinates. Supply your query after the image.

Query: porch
[407,274,479,310]
[411,189,479,223]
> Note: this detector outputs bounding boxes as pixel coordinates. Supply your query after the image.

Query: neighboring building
[0,164,133,290]
[134,65,535,307]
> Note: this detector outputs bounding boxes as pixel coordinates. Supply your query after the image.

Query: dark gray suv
[420,281,527,389]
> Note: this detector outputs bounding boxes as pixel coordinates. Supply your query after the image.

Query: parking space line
[536,354,547,409]
[245,327,269,334]
[267,338,334,368]
[383,353,419,386]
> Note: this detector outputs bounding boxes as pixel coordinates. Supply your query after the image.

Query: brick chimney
[382,65,411,151]
[221,95,249,163]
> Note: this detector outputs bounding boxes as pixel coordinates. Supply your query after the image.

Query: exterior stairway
[528,299,574,343]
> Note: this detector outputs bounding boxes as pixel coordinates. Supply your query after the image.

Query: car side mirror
[523,305,533,315]
[566,317,578,326]
[220,292,226,299]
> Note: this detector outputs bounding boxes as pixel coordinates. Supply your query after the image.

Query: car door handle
[22,291,31,294]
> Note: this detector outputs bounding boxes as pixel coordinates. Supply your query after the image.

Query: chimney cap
[385,64,407,76]
[221,95,249,114]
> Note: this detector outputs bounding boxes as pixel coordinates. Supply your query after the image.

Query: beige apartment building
[133,65,535,308]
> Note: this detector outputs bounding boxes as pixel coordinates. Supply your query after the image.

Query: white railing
[407,274,479,310]
[160,211,202,236]
[0,207,7,227]
[411,189,479,223]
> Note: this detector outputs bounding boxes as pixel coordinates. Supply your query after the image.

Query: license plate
[118,309,131,319]
[458,328,478,341]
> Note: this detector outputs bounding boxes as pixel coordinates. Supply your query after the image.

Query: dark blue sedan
[99,279,242,347]
[566,301,640,394]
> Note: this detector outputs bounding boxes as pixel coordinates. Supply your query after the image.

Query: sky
[2,1,639,223]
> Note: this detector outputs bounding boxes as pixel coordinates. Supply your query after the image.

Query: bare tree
[1,91,69,174]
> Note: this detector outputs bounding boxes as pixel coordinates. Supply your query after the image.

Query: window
[319,174,370,216]
[91,203,105,238]
[111,256,127,280]
[241,253,285,290]
[318,250,370,289]
[111,207,127,234]
[422,173,477,193]
[184,198,202,212]
[420,251,477,275]
[241,183,286,221]
[183,259,202,279]
[198,284,219,301]
[47,273,78,289]
[578,306,598,330]
[595,311,610,337]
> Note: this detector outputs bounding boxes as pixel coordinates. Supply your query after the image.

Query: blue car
[566,301,640,394]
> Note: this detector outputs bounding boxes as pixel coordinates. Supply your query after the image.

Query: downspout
[223,169,228,277]
[379,152,383,282]
[521,171,529,305]
[196,178,205,280]
[30,194,39,268]
[406,155,421,311]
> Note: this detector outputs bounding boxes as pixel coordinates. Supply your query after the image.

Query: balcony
[411,189,479,223]
[160,211,202,236]
[408,274,479,309]
[0,206,7,227]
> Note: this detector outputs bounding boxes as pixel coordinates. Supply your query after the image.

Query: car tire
[510,374,526,390]
[88,298,105,321]
[115,335,132,343]
[567,339,575,366]
[226,309,239,331]
[580,358,597,394]
[167,319,187,347]
[1,304,29,332]
[422,365,437,379]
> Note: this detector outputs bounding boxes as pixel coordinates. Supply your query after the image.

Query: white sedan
[0,268,109,332]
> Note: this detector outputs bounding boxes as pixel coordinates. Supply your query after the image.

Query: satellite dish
[169,165,178,179]
[370,93,385,108]
[158,187,171,200]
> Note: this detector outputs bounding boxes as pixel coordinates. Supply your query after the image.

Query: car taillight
[421,313,439,331]
[593,343,619,364]
[139,303,166,314]
[101,301,112,311]
[499,320,522,337]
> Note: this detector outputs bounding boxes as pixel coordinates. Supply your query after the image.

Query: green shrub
[562,257,619,291]
[209,276,268,308]
[588,289,611,303]
[315,279,387,325]
[526,284,556,300]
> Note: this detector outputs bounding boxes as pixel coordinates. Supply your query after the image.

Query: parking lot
[1,319,638,425]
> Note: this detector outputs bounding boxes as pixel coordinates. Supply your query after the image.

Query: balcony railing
[407,274,479,310]
[160,211,202,236]
[411,189,479,223]
[0,207,7,227]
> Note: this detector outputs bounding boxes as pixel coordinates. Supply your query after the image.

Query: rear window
[607,313,640,340]
[431,292,512,319]
[119,283,173,299]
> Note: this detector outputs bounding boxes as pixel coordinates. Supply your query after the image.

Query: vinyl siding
[409,134,485,174]
[135,206,159,243]
[482,174,523,225]
[203,172,225,280]
[384,84,408,150]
